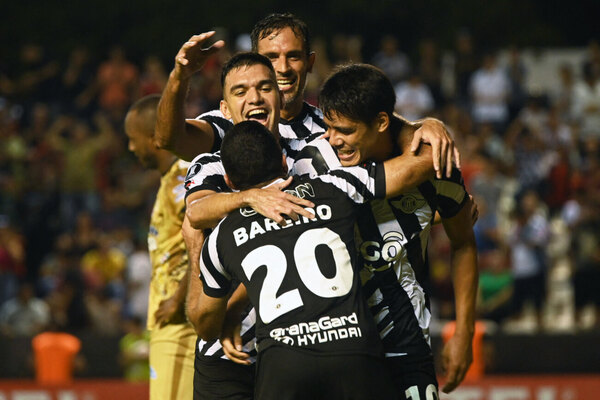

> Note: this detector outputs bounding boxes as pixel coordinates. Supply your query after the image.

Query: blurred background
[1,0,599,398]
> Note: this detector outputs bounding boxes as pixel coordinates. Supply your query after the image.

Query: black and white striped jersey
[195,303,258,361]
[200,175,385,356]
[193,102,326,155]
[185,103,329,198]
[355,167,468,359]
[189,103,328,360]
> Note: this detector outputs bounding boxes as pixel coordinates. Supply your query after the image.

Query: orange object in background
[442,320,486,381]
[32,332,81,384]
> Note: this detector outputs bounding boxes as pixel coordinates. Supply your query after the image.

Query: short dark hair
[319,63,396,124]
[220,52,276,88]
[127,94,161,136]
[251,13,311,57]
[221,121,285,190]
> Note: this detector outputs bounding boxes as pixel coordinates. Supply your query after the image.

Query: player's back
[214,175,381,356]
[203,175,397,399]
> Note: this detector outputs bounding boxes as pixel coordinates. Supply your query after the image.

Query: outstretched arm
[156,32,226,161]
[440,202,479,393]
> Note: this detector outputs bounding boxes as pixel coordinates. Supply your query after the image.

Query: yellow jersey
[147,159,190,330]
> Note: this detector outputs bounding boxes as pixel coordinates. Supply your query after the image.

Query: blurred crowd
[1,31,599,342]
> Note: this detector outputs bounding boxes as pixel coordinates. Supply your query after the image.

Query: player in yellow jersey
[125,94,195,399]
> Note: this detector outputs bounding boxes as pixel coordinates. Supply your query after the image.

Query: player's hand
[410,118,460,179]
[246,177,316,226]
[173,31,225,81]
[154,296,181,327]
[440,332,473,393]
[220,319,251,365]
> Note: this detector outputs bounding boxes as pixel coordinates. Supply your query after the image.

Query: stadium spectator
[139,56,168,97]
[453,29,478,107]
[125,239,151,324]
[96,46,139,119]
[417,39,443,105]
[572,63,600,141]
[371,35,411,85]
[507,190,550,329]
[394,73,435,121]
[568,196,600,329]
[0,282,50,336]
[119,316,150,382]
[469,51,511,132]
[47,113,115,229]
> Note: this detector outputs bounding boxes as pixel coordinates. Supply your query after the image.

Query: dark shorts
[255,346,397,400]
[385,355,439,400]
[194,356,255,400]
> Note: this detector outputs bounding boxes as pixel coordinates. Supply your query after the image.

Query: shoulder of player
[189,151,222,167]
[194,109,230,123]
[194,109,233,138]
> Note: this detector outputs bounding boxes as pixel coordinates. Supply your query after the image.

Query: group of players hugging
[124,12,478,400]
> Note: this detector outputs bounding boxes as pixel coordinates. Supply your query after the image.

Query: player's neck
[280,99,303,121]
[370,128,395,162]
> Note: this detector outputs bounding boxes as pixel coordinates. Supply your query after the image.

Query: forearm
[450,242,478,337]
[155,71,190,152]
[227,283,250,316]
[172,267,190,306]
[383,146,434,198]
[195,296,227,341]
[186,190,253,230]
[185,229,205,333]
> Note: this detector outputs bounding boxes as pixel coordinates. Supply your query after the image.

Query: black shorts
[194,356,255,400]
[385,355,438,400]
[255,346,397,400]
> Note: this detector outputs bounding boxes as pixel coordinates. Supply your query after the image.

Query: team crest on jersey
[393,195,426,214]
[186,163,202,180]
[240,207,257,217]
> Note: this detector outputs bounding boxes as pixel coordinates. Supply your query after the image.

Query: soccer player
[317,64,478,397]
[155,13,457,174]
[195,120,427,399]
[184,51,435,400]
[124,95,196,400]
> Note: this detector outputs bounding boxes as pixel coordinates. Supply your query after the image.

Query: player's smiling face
[257,27,315,113]
[220,64,281,135]
[324,112,381,167]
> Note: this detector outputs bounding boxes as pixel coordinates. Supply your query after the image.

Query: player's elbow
[194,314,222,341]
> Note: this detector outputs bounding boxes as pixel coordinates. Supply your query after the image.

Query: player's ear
[224,174,237,190]
[375,111,389,133]
[220,100,231,120]
[306,52,316,73]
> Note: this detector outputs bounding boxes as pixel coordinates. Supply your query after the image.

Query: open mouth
[277,77,296,91]
[246,109,269,124]
[336,148,356,162]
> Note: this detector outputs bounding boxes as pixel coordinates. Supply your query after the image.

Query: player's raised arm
[156,32,225,161]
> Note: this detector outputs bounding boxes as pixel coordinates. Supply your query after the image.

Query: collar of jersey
[261,177,288,189]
